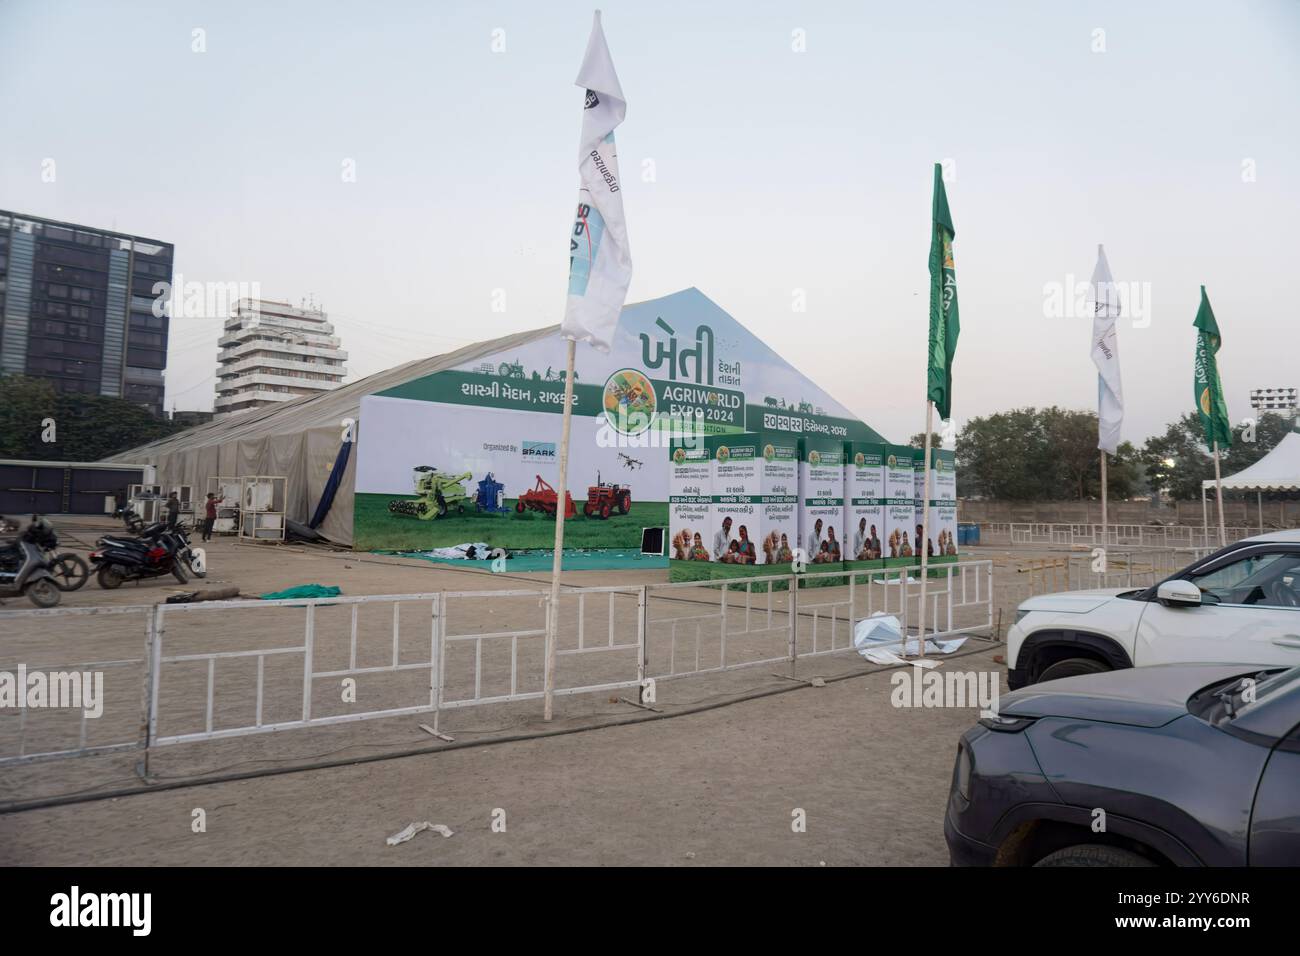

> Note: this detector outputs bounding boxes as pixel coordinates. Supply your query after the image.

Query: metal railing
[979,522,1254,551]
[0,560,995,769]
[0,604,152,767]
[1012,547,1213,599]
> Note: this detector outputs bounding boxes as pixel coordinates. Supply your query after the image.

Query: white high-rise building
[214,298,348,417]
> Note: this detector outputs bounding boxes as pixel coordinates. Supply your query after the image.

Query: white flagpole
[1100,452,1108,547]
[1201,484,1209,546]
[1212,441,1227,547]
[915,403,935,659]
[544,340,577,721]
[544,10,632,720]
[1089,244,1122,551]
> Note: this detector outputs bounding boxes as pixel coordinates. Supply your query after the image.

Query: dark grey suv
[945,662,1300,866]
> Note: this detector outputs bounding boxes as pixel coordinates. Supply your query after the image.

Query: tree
[956,408,1054,499]
[0,375,186,461]
[1105,441,1143,501]
[1041,407,1098,500]
[1141,410,1292,500]
[0,375,61,458]
[955,406,1141,500]
[908,431,944,451]
[1224,412,1293,471]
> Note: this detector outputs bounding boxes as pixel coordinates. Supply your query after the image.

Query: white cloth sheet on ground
[853,612,967,662]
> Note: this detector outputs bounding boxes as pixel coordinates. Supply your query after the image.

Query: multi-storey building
[214,298,347,416]
[0,210,172,414]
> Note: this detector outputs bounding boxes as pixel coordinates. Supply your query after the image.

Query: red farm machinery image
[513,472,632,520]
[515,475,576,519]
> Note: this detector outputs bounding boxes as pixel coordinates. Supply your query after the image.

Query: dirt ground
[1,645,1006,866]
[0,516,1051,865]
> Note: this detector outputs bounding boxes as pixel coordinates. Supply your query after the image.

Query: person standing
[712,516,733,562]
[202,492,217,542]
[165,491,180,529]
[735,525,756,565]
[853,518,868,559]
[806,518,824,562]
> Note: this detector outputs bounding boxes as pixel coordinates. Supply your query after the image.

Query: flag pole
[1100,452,1108,547]
[915,402,935,659]
[1201,484,1208,546]
[543,337,577,721]
[1212,440,1226,548]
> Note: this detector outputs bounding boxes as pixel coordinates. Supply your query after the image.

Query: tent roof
[103,322,558,462]
[1202,430,1300,491]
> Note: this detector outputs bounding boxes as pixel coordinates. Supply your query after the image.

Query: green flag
[1193,285,1232,450]
[927,163,959,420]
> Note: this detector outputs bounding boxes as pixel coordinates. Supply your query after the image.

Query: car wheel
[1038,657,1110,683]
[1034,845,1155,867]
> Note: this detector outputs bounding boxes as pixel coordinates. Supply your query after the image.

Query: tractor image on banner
[583,471,632,519]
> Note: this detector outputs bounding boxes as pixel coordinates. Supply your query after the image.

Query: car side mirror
[1157,579,1203,607]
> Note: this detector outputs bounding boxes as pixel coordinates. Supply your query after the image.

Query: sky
[1,0,1297,445]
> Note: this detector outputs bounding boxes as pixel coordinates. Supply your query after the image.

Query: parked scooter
[0,516,63,607]
[91,520,192,588]
[0,514,85,588]
[22,519,89,591]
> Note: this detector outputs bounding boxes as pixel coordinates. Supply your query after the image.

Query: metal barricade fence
[0,604,153,766]
[148,592,447,746]
[0,561,995,768]
[1013,548,1213,601]
[993,522,1254,551]
[644,560,995,681]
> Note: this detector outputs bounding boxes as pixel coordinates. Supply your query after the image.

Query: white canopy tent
[1201,428,1300,536]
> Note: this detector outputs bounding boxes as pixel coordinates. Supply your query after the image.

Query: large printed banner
[353,288,885,551]
[844,442,885,566]
[882,444,916,567]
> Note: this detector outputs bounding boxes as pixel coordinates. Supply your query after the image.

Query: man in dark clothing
[165,492,180,529]
[202,493,217,542]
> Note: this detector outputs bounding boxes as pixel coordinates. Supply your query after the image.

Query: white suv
[1006,530,1300,689]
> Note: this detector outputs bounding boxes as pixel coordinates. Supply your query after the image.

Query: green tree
[1104,441,1143,501]
[954,406,1141,501]
[1224,412,1292,471]
[1041,407,1099,499]
[956,408,1054,499]
[908,431,944,451]
[0,375,185,461]
[1141,410,1292,500]
[1140,412,1216,501]
[0,375,61,458]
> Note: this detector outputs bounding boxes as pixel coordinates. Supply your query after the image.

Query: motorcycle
[91,520,192,588]
[169,523,206,579]
[111,509,206,579]
[0,517,63,608]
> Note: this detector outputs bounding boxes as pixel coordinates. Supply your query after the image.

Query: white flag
[1088,244,1124,455]
[561,11,632,352]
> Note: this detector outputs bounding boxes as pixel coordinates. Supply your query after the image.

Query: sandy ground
[0,644,1006,866]
[0,516,1099,865]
